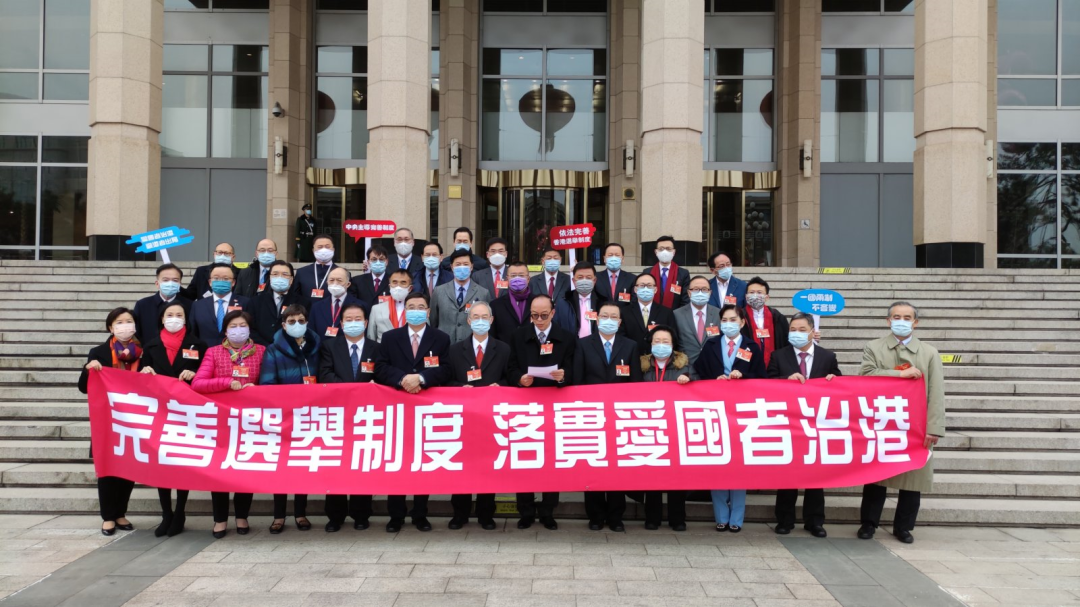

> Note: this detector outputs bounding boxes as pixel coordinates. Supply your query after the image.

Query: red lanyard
[655,363,666,382]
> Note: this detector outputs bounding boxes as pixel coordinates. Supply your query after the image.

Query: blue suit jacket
[693,335,767,380]
[190,294,250,345]
[708,275,748,309]
[415,267,454,297]
[310,295,369,338]
[374,325,452,388]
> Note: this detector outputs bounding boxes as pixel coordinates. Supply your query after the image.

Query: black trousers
[387,494,428,521]
[584,491,626,525]
[644,491,686,527]
[211,492,253,523]
[860,484,921,532]
[157,488,189,516]
[516,492,559,519]
[325,494,373,525]
[450,494,496,520]
[775,488,826,528]
[273,494,308,519]
[98,476,135,521]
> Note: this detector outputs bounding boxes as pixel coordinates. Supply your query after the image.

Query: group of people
[79,227,944,544]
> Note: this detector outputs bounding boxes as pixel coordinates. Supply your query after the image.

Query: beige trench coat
[859,334,946,493]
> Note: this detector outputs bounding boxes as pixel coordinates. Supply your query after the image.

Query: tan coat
[859,334,946,493]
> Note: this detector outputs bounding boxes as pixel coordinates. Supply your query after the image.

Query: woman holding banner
[139,302,207,537]
[192,310,265,538]
[79,307,142,536]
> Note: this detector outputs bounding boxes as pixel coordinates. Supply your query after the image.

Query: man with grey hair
[856,301,945,544]
[311,265,366,337]
[387,227,423,278]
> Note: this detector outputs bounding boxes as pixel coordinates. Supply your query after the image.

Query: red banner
[88,369,929,494]
[343,219,396,242]
[550,223,596,250]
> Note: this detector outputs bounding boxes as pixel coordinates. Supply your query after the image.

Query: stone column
[776,0,820,267]
[984,0,998,267]
[367,0,432,239]
[438,0,479,243]
[86,0,163,260]
[609,0,642,264]
[913,0,989,267]
[638,0,704,265]
[267,0,311,261]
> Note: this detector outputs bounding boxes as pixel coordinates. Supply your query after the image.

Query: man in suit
[190,262,249,345]
[374,292,452,532]
[236,239,280,298]
[418,241,453,297]
[574,302,642,532]
[250,261,310,346]
[620,273,675,351]
[767,312,842,539]
[491,262,533,344]
[318,302,380,532]
[742,276,788,368]
[707,251,747,309]
[596,243,637,304]
[387,227,423,279]
[529,248,570,301]
[673,275,722,365]
[556,262,605,338]
[350,244,392,309]
[430,249,492,343]
[440,226,489,271]
[446,301,508,531]
[506,295,575,531]
[295,234,338,299]
[182,242,237,301]
[648,235,690,310]
[133,263,191,342]
[471,237,510,299]
[311,266,367,338]
[367,269,413,343]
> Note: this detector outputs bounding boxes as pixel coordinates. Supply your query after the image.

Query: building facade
[1,0,1078,269]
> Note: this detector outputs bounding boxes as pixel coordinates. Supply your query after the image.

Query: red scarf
[649,262,681,308]
[744,305,776,366]
[109,337,141,372]
[161,327,186,365]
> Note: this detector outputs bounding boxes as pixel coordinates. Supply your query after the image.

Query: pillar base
[915,243,984,269]
[89,235,158,262]
[639,240,702,268]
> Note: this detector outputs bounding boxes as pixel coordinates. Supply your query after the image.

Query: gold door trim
[478,169,609,189]
[306,168,440,188]
[702,170,780,190]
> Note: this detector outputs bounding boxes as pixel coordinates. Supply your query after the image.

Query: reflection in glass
[521,189,567,264]
[482,49,543,76]
[715,49,773,76]
[705,191,743,265]
[821,80,879,162]
[823,0,881,12]
[41,249,89,260]
[44,73,89,101]
[712,80,773,162]
[316,76,368,159]
[1066,0,1080,75]
[1066,258,1080,269]
[822,49,879,76]
[744,192,773,266]
[0,0,40,69]
[586,187,607,264]
[431,49,440,75]
[483,0,543,11]
[0,136,37,163]
[883,0,914,11]
[544,80,606,162]
[883,49,914,76]
[429,188,439,244]
[997,0,1057,75]
[547,49,606,76]
[997,174,1057,255]
[883,79,914,162]
[161,75,209,157]
[212,0,270,8]
[316,0,368,8]
[1063,80,1080,107]
[164,0,210,8]
[317,46,367,74]
[1063,143,1080,170]
[42,137,89,163]
[997,257,1056,268]
[164,45,209,71]
[481,79,542,161]
[211,75,267,158]
[0,73,39,101]
[40,167,87,247]
[0,250,34,260]
[546,0,606,11]
[0,167,37,247]
[44,0,91,70]
[1063,175,1080,255]
[998,78,1056,106]
[430,78,439,161]
[997,142,1056,171]
[713,0,776,11]
[212,45,269,72]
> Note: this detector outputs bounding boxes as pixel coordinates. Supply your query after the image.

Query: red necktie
[374,276,381,292]
[727,339,736,357]
[476,344,484,367]
[610,273,617,298]
[696,311,705,343]
[548,277,555,298]
[494,270,502,297]
[799,351,809,376]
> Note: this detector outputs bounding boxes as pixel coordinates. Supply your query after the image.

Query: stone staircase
[1,260,1078,527]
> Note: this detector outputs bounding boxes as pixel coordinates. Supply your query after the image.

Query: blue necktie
[216,299,225,332]
[260,268,268,286]
[350,343,360,379]
[401,258,408,270]
[661,267,669,293]
[457,286,464,306]
[604,341,612,363]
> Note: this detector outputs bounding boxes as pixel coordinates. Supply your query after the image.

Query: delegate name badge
[724,295,737,305]
[310,288,325,298]
[379,295,392,306]
[756,328,770,339]
[464,302,473,312]
[232,365,249,378]
[705,325,720,337]
[670,283,682,295]
[615,363,630,377]
[324,327,339,337]
[618,292,631,302]
[467,368,483,382]
[258,283,266,293]
[424,355,440,368]
[227,303,243,312]
[361,360,375,373]
[585,310,598,322]
[895,362,912,371]
[181,348,199,360]
[540,342,553,355]
[496,280,509,290]
[648,323,657,331]
[736,348,753,362]
[302,375,317,385]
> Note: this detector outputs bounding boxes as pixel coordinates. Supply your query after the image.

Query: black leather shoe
[540,517,558,530]
[857,524,875,540]
[479,519,497,531]
[236,525,249,536]
[448,517,467,530]
[167,514,186,537]
[609,522,625,532]
[116,522,134,531]
[325,522,342,533]
[670,523,687,532]
[894,530,914,544]
[155,517,172,538]
[212,529,227,539]
[414,517,433,532]
[774,525,793,535]
[296,517,312,531]
[805,525,827,538]
[386,519,404,533]
[516,517,534,529]
[354,519,370,530]
[728,525,742,533]
[644,522,659,530]
[101,523,116,537]
[588,521,604,531]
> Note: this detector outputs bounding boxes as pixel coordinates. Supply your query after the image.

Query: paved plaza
[1,514,1077,606]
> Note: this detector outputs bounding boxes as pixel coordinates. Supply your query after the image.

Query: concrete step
[0,421,87,439]
[948,412,1080,431]
[934,450,1080,473]
[939,431,1080,451]
[0,402,87,420]
[944,381,1080,397]
[946,395,1080,413]
[0,440,89,461]
[0,357,83,369]
[0,386,85,401]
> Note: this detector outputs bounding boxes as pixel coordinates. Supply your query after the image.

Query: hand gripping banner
[87,369,930,494]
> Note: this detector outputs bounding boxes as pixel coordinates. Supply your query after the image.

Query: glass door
[702,189,775,267]
[311,186,367,263]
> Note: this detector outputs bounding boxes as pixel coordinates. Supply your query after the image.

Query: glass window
[483,0,543,11]
[0,167,38,247]
[712,79,773,162]
[883,0,914,11]
[544,80,606,162]
[164,45,209,71]
[821,80,879,162]
[547,49,605,77]
[1065,0,1080,75]
[165,0,211,8]
[213,0,269,7]
[998,143,1057,171]
[161,75,209,157]
[318,46,368,73]
[1063,174,1080,254]
[316,0,367,8]
[40,167,87,247]
[823,0,883,11]
[998,78,1057,106]
[998,141,1080,267]
[711,0,776,12]
[715,49,773,76]
[997,173,1058,255]
[545,0,605,11]
[998,257,1057,268]
[1063,80,1080,106]
[482,49,543,76]
[0,73,39,101]
[0,0,41,69]
[822,49,879,76]
[316,76,369,159]
[481,78,543,161]
[883,49,914,76]
[213,45,269,72]
[997,0,1057,76]
[430,77,439,161]
[1063,143,1080,170]
[822,48,911,163]
[211,75,267,158]
[42,136,88,163]
[883,79,914,162]
[0,136,37,163]
[44,0,91,70]
[43,73,89,101]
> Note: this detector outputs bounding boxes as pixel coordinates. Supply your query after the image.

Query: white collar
[214,292,232,303]
[347,335,365,348]
[796,343,816,358]
[472,335,488,352]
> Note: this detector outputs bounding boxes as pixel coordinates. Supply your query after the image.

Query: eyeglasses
[470,315,494,322]
[284,319,306,325]
[269,272,291,278]
[688,288,710,294]
[598,315,620,321]
[530,312,552,320]
[213,250,233,256]
[656,246,674,252]
[256,248,276,253]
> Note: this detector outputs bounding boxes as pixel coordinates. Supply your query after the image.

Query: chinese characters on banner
[88,369,930,494]
[549,224,596,251]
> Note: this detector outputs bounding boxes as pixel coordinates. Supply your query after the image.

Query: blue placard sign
[792,289,845,316]
[125,226,194,254]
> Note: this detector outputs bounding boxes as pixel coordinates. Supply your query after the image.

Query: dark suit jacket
[529,271,571,301]
[416,267,454,297]
[181,263,238,301]
[132,293,192,343]
[694,336,767,380]
[236,261,273,299]
[295,261,337,297]
[490,294,534,344]
[447,337,510,387]
[249,287,312,346]
[472,265,511,299]
[573,333,642,385]
[388,253,424,283]
[766,344,842,380]
[190,294,249,346]
[318,335,380,383]
[349,272,392,309]
[506,322,576,388]
[707,275,748,309]
[374,325,453,388]
[311,294,368,338]
[595,269,637,304]
[440,252,489,272]
[141,332,207,379]
[78,342,117,394]
[648,263,691,310]
[741,306,790,355]
[619,302,675,351]
[556,290,607,336]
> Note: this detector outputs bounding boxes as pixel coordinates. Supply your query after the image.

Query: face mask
[163,317,186,334]
[636,287,655,303]
[656,250,674,264]
[342,320,366,337]
[717,267,733,281]
[423,256,440,270]
[304,209,312,216]
[285,322,307,339]
[746,293,766,310]
[270,277,291,293]
[390,286,410,302]
[453,266,472,281]
[788,331,811,349]
[369,260,387,275]
[509,277,529,293]
[210,280,232,296]
[575,279,594,296]
[214,255,232,265]
[159,280,180,298]
[327,284,347,298]
[606,256,622,272]
[690,291,710,306]
[455,242,471,252]
[597,318,619,335]
[891,319,914,338]
[544,259,560,273]
[651,343,673,359]
[470,319,491,336]
[721,322,741,339]
[405,309,428,325]
[395,242,413,258]
[226,326,250,343]
[258,252,276,266]
[112,322,136,342]
[488,253,506,267]
[314,248,334,263]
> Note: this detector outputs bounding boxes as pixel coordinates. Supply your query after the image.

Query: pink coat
[191,344,265,394]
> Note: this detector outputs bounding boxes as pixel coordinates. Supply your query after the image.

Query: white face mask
[327,284,347,298]
[489,253,507,267]
[163,317,186,334]
[395,242,414,258]
[656,250,675,264]
[314,248,334,263]
[390,286,410,302]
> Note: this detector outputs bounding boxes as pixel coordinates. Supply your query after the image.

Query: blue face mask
[214,255,232,265]
[470,319,491,336]
[369,260,387,275]
[405,309,428,326]
[651,343,673,359]
[423,256,440,270]
[720,322,741,339]
[342,320,366,337]
[544,259,560,273]
[270,277,291,293]
[453,266,472,281]
[285,322,307,339]
[211,280,232,296]
[606,256,622,272]
[717,267,733,281]
[597,318,619,335]
[788,331,811,349]
[636,287,655,303]
[690,291,710,306]
[258,252,276,266]
[455,242,471,252]
[159,280,180,297]
[891,319,914,338]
